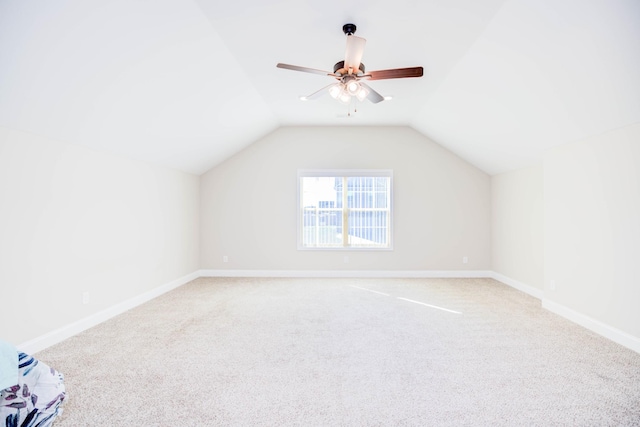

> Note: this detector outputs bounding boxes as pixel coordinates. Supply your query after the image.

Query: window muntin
[298,170,392,250]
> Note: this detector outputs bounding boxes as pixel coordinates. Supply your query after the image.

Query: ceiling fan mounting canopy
[342,23,357,36]
[276,23,423,105]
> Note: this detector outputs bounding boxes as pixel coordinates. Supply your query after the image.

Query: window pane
[301,177,341,247]
[299,172,391,249]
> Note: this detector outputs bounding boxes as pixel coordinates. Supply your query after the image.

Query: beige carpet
[36,277,640,426]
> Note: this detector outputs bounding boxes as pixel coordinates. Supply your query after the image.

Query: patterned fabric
[0,353,65,427]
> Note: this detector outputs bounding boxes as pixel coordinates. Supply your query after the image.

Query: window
[298,170,393,250]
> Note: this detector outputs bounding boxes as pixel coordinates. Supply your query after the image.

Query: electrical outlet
[223,256,228,263]
[549,280,556,291]
[343,255,349,263]
[462,256,468,264]
[82,292,90,305]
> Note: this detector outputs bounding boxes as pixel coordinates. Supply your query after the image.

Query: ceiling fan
[277,23,423,105]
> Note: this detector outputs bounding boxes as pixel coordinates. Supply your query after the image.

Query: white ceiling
[1,0,638,175]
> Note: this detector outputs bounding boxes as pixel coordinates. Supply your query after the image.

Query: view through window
[298,170,392,249]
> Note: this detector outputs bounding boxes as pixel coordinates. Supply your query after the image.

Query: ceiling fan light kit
[277,23,423,109]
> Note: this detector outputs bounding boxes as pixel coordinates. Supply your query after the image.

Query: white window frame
[297,169,393,251]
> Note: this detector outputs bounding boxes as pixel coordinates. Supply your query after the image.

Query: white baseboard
[489,271,640,354]
[489,271,544,300]
[199,269,493,278]
[20,269,639,356]
[542,299,640,354]
[18,270,200,355]
[18,269,489,354]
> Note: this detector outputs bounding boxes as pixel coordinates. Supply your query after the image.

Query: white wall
[200,126,491,272]
[0,127,200,346]
[491,164,544,291]
[544,122,640,339]
[4,119,637,352]
[5,118,637,352]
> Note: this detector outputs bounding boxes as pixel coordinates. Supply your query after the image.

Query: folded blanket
[0,350,65,427]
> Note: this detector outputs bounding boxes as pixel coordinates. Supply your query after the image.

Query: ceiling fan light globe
[338,90,351,104]
[329,84,342,99]
[347,81,360,95]
[356,86,369,102]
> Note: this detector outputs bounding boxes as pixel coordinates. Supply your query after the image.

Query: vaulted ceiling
[1,0,638,175]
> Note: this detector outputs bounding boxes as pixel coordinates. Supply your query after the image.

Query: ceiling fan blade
[300,83,338,101]
[344,35,366,73]
[364,66,424,80]
[277,63,335,77]
[359,82,384,104]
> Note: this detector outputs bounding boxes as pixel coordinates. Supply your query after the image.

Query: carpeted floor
[36,277,640,426]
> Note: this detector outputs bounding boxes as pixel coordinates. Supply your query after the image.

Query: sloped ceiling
[1,0,638,175]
